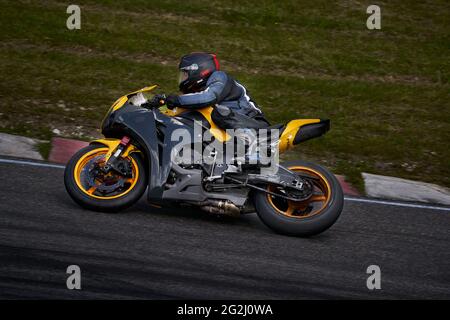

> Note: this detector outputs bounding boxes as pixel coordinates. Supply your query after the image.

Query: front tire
[64,144,147,212]
[253,160,344,237]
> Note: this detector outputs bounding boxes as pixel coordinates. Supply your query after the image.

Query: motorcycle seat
[211,105,271,130]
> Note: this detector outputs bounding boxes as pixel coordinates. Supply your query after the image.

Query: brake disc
[83,156,128,195]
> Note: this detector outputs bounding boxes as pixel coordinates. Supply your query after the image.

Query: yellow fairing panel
[90,138,139,162]
[279,119,321,153]
[126,85,158,96]
[163,107,231,142]
[110,96,129,112]
[111,85,158,112]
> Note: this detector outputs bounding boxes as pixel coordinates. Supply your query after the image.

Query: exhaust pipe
[200,200,241,217]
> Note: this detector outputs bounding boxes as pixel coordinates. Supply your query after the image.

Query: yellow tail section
[278,119,321,153]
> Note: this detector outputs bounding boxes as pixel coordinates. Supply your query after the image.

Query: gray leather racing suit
[177,71,263,118]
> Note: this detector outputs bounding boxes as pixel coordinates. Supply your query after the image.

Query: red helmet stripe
[211,54,220,70]
[200,69,211,77]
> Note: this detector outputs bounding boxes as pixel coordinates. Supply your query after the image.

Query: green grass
[36,141,52,160]
[0,0,449,190]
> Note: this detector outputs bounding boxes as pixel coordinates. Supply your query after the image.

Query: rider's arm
[168,71,231,109]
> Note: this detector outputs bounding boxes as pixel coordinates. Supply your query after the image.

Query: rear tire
[64,144,147,213]
[253,160,343,237]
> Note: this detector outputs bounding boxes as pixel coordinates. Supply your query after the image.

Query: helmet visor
[178,70,189,85]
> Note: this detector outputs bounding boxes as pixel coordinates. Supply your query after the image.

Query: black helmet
[178,52,220,94]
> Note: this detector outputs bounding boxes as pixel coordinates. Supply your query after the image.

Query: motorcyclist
[149,52,270,128]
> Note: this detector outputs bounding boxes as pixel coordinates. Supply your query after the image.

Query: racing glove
[146,94,167,108]
[165,94,182,110]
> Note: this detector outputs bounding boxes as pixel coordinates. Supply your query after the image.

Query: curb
[335,175,361,196]
[362,172,450,206]
[48,137,88,164]
[0,133,44,161]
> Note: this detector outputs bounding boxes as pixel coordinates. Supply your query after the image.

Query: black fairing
[101,104,195,201]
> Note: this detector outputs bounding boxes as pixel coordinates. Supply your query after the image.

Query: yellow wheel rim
[267,166,331,219]
[74,147,140,200]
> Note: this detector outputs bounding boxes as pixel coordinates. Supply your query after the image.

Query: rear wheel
[253,160,343,236]
[64,144,147,212]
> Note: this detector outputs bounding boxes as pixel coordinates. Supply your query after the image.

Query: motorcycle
[64,85,343,236]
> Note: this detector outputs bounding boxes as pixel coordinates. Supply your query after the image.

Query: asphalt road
[0,159,449,299]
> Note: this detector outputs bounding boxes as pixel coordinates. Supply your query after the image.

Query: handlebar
[141,94,166,109]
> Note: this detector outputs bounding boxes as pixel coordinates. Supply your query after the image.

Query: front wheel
[64,144,147,212]
[252,160,344,237]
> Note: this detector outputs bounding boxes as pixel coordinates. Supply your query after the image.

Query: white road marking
[1,157,450,212]
[0,158,65,169]
[344,196,450,212]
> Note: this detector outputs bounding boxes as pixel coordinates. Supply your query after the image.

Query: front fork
[91,136,137,177]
